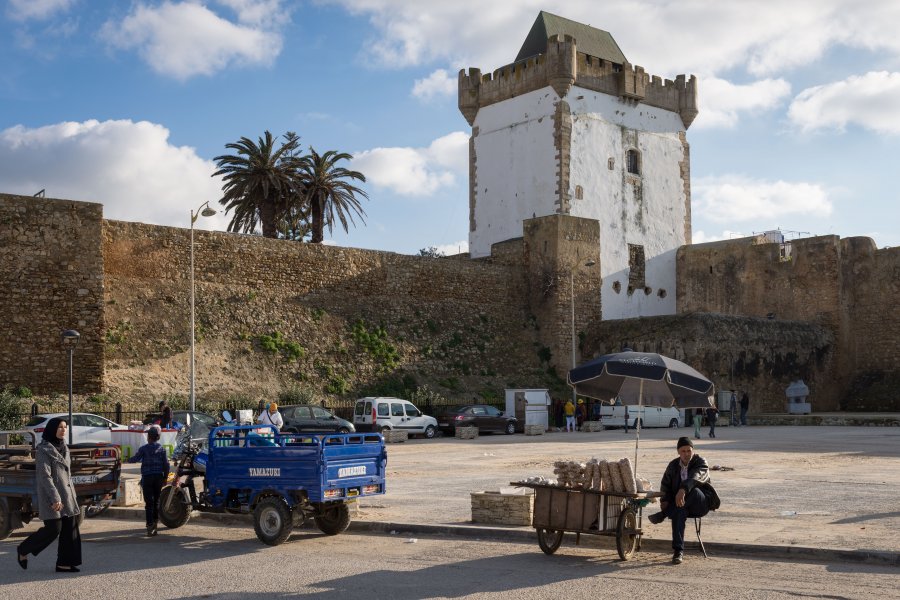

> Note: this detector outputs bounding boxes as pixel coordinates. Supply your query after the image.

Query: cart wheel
[537,528,564,554]
[159,485,191,529]
[616,508,639,560]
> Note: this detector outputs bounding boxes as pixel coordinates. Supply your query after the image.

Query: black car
[280,405,355,433]
[436,405,517,435]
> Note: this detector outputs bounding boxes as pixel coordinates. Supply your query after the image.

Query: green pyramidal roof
[515,11,627,65]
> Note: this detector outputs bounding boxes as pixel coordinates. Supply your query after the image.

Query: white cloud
[215,0,290,27]
[693,175,832,223]
[433,240,468,255]
[6,0,75,21]
[691,230,747,244]
[788,71,900,135]
[0,119,229,231]
[100,1,284,80]
[351,131,468,196]
[412,69,456,100]
[694,76,791,129]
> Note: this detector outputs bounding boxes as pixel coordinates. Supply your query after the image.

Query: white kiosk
[504,389,550,432]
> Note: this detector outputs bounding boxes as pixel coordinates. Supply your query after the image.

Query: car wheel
[315,502,351,535]
[254,497,293,546]
[338,427,350,433]
[505,422,516,435]
[424,425,436,439]
[669,418,679,428]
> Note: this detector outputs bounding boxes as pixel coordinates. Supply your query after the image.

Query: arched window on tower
[626,149,641,175]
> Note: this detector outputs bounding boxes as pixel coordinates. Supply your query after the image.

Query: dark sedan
[280,404,355,433]
[436,405,517,435]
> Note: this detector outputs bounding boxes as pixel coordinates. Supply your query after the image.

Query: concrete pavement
[105,423,900,566]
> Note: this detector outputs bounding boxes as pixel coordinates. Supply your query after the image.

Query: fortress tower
[459,11,698,320]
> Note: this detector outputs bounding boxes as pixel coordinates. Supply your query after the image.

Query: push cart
[512,481,663,560]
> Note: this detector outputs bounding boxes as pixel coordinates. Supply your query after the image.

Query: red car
[436,405,517,435]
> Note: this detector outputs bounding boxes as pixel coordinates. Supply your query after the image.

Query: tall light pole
[190,200,217,412]
[61,329,80,445]
[570,259,596,401]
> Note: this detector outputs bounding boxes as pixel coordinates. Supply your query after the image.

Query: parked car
[353,397,437,438]
[144,410,220,437]
[24,412,123,445]
[598,405,683,429]
[280,405,355,433]
[436,405,517,435]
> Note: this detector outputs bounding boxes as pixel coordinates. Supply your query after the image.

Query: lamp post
[190,200,217,412]
[61,329,80,445]
[570,259,596,401]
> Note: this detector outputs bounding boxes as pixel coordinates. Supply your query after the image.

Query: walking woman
[16,417,82,573]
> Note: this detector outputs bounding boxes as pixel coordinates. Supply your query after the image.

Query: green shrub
[407,384,446,409]
[0,389,26,430]
[13,385,32,398]
[278,385,316,405]
[255,331,306,361]
[351,320,400,372]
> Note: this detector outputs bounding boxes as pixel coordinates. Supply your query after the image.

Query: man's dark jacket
[659,454,719,509]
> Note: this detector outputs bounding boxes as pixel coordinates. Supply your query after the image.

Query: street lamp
[190,200,217,412]
[61,329,80,445]
[570,259,597,401]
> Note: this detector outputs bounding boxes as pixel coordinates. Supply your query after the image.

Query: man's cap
[677,436,693,449]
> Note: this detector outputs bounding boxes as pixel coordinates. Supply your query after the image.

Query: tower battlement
[459,35,698,128]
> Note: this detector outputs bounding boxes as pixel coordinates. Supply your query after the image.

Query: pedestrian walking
[623,405,630,433]
[693,408,702,439]
[257,402,284,432]
[706,406,718,438]
[128,425,170,536]
[16,417,82,573]
[740,392,750,426]
[729,391,737,426]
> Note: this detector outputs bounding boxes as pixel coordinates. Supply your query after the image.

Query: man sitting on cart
[647,437,714,565]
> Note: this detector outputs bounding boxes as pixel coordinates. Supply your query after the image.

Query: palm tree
[297,148,369,244]
[212,131,303,238]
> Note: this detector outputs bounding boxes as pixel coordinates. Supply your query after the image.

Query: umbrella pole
[634,380,643,473]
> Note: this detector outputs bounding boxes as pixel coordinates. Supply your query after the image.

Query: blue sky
[2,0,899,254]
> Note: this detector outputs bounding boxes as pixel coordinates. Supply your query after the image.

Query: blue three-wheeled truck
[159,421,387,545]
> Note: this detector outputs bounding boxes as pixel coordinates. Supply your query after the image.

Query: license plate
[439,422,448,427]
[72,475,98,485]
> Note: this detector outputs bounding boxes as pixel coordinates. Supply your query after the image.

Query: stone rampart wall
[0,194,104,394]
[581,313,837,413]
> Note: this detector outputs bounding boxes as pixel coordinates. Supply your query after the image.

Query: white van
[599,405,683,429]
[353,397,438,439]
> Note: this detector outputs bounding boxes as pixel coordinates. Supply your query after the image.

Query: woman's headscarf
[42,416,67,453]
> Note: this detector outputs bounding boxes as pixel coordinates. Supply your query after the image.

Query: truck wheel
[0,498,11,541]
[424,425,436,439]
[315,502,350,535]
[159,485,191,529]
[254,497,293,546]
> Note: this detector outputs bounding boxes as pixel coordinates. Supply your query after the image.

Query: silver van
[353,397,438,438]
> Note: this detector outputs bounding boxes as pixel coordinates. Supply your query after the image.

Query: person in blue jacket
[128,426,170,536]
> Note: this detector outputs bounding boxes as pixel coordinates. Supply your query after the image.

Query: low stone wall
[382,430,408,443]
[524,424,545,436]
[471,491,534,526]
[455,426,478,440]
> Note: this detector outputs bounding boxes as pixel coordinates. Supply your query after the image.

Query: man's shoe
[647,512,665,525]
[672,551,683,564]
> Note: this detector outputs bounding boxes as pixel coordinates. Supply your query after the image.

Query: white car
[24,412,123,445]
[598,405,683,429]
[353,397,438,438]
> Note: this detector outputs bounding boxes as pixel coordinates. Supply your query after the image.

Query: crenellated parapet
[459,35,698,129]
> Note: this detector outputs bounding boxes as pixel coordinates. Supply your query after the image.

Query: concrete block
[113,477,143,507]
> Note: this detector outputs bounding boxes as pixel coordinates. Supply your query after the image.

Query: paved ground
[113,424,900,563]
